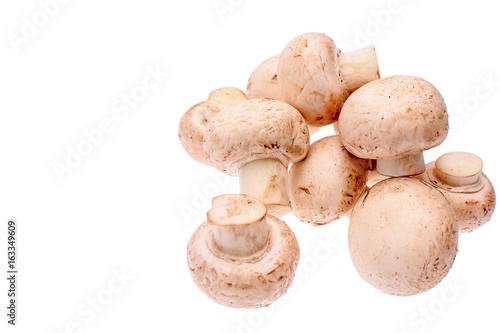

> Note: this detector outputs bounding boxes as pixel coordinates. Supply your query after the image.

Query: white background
[1,1,499,332]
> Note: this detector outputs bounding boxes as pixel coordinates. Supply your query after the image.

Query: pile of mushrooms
[179,31,496,306]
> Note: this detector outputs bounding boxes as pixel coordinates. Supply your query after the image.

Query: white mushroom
[203,98,310,217]
[246,54,321,136]
[415,151,496,233]
[246,54,285,101]
[278,32,380,127]
[288,135,369,225]
[348,177,459,296]
[178,87,248,165]
[186,194,300,308]
[338,75,449,177]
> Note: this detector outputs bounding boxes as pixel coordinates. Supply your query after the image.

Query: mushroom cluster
[179,31,496,306]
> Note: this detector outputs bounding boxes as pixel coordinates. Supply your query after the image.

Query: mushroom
[246,54,284,101]
[203,98,310,217]
[288,135,369,225]
[338,75,449,177]
[277,32,380,127]
[246,54,321,136]
[415,151,496,233]
[178,87,248,165]
[186,193,300,308]
[348,177,459,296]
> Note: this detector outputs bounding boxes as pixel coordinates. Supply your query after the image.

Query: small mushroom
[338,75,449,177]
[289,135,369,225]
[203,98,310,217]
[415,151,496,233]
[186,193,300,308]
[278,32,380,127]
[178,87,248,165]
[246,54,285,101]
[348,177,459,296]
[246,54,321,136]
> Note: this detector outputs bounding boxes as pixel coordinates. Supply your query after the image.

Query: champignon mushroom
[415,151,496,233]
[186,193,300,308]
[338,75,449,177]
[203,98,310,217]
[289,135,369,225]
[246,54,321,136]
[178,87,248,165]
[247,54,285,101]
[277,32,380,127]
[348,177,459,296]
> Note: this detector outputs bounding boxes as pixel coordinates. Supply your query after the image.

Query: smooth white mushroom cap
[289,135,368,225]
[203,98,310,175]
[278,32,349,126]
[348,177,458,296]
[338,75,449,160]
[178,101,212,165]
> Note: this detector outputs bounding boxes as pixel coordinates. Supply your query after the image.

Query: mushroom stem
[239,158,291,217]
[204,87,248,122]
[376,153,425,177]
[207,194,269,257]
[434,152,483,186]
[339,46,380,93]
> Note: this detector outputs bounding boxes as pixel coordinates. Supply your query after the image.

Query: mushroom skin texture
[178,101,212,165]
[246,54,321,136]
[289,135,368,225]
[247,54,285,101]
[278,32,380,127]
[415,152,496,233]
[178,87,248,165]
[348,177,458,296]
[186,194,300,308]
[338,75,449,177]
[203,98,310,216]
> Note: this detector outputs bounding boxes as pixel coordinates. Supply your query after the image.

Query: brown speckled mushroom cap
[415,152,496,233]
[186,194,300,308]
[203,98,310,176]
[338,75,449,161]
[178,101,212,165]
[348,177,458,296]
[289,135,368,225]
[278,32,349,126]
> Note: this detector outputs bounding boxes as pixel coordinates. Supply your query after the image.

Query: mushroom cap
[246,54,322,136]
[278,32,349,126]
[178,101,212,165]
[186,213,300,308]
[246,54,285,101]
[417,160,496,233]
[338,75,448,160]
[289,135,368,225]
[348,177,458,296]
[203,98,310,176]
